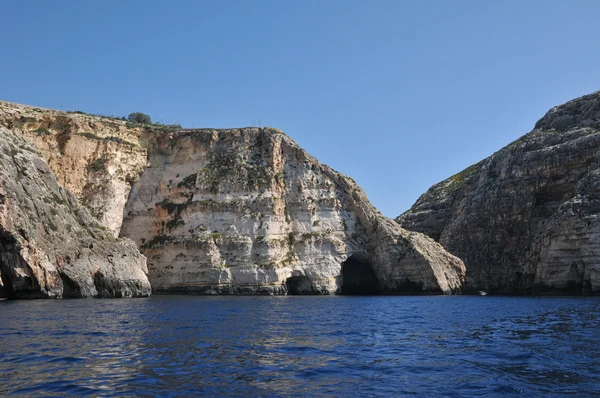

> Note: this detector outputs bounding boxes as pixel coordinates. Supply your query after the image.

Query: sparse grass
[199,149,272,193]
[87,158,107,172]
[450,162,481,185]
[77,132,135,147]
[34,127,51,136]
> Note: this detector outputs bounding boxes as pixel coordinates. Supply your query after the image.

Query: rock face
[397,91,600,294]
[0,102,148,236]
[121,128,465,294]
[0,126,151,298]
[0,100,465,296]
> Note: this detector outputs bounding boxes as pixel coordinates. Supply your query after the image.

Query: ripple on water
[1,296,600,396]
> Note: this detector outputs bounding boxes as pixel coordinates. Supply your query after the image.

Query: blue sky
[1,0,599,217]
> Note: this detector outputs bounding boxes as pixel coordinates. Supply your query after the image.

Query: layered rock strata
[121,128,466,294]
[0,102,148,236]
[0,100,466,296]
[0,126,151,298]
[397,91,600,294]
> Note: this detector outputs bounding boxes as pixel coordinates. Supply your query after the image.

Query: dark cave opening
[0,229,44,299]
[341,256,379,295]
[0,275,6,298]
[0,232,14,299]
[285,275,316,295]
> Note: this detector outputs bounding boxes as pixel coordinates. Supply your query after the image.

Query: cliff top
[0,99,288,136]
[534,90,600,131]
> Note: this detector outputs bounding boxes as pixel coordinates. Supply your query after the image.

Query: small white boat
[478,291,488,296]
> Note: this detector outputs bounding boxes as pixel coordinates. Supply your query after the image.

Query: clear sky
[1,0,599,217]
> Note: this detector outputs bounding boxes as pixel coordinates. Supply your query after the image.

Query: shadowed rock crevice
[0,228,45,299]
[341,256,379,295]
[59,271,83,299]
[285,275,317,295]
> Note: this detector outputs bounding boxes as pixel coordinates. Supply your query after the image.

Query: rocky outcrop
[0,126,151,298]
[0,102,148,236]
[121,128,465,294]
[0,100,465,296]
[397,91,600,294]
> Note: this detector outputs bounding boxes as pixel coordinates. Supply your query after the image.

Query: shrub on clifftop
[127,112,152,124]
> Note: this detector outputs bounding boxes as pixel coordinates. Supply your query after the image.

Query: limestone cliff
[0,101,148,236]
[397,91,600,294]
[0,100,465,295]
[0,126,151,298]
[121,128,465,294]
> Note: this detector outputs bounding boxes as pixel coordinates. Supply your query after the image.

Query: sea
[1,296,599,397]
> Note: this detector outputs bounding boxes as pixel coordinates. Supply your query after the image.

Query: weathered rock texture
[0,126,151,298]
[0,100,465,295]
[121,128,465,294]
[0,102,148,236]
[397,91,600,294]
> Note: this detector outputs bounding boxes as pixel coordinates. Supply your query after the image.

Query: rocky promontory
[0,101,465,296]
[122,128,465,294]
[397,91,600,294]
[0,126,151,298]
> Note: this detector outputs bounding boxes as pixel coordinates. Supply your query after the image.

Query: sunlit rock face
[0,101,148,237]
[397,91,600,295]
[0,100,465,296]
[121,128,465,295]
[0,126,151,299]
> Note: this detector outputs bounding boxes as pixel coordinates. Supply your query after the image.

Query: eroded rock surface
[0,102,148,236]
[397,91,600,294]
[0,100,465,296]
[0,126,151,298]
[121,128,465,294]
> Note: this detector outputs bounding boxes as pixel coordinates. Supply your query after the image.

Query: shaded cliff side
[0,126,151,298]
[397,91,600,294]
[121,128,465,294]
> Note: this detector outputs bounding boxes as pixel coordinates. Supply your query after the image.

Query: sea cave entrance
[340,256,379,295]
[0,276,5,298]
[285,275,316,295]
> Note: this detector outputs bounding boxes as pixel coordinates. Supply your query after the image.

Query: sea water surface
[1,296,599,397]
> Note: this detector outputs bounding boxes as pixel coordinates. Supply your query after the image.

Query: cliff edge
[397,91,600,294]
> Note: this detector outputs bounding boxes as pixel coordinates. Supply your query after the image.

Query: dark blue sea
[1,296,599,397]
